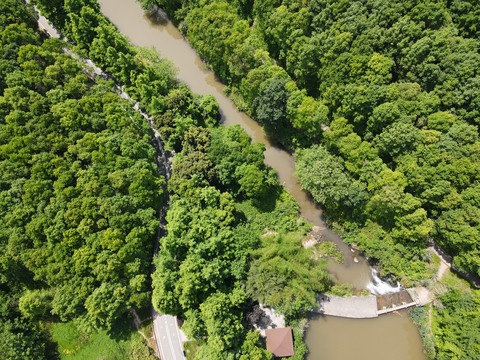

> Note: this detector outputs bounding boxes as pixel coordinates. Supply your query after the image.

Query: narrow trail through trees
[31,7,182,358]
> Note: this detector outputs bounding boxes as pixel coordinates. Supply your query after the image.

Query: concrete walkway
[315,290,422,318]
[315,294,379,318]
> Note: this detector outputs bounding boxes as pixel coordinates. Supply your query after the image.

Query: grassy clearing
[183,340,200,360]
[139,320,153,339]
[51,315,147,360]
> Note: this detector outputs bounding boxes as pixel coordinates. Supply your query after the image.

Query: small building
[265,327,294,357]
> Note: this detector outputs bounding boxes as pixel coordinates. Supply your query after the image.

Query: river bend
[97,1,428,359]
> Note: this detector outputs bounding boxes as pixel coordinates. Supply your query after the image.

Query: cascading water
[366,268,401,295]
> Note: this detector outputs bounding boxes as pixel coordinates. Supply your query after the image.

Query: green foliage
[328,283,355,297]
[208,125,278,199]
[432,277,480,360]
[409,306,435,359]
[237,164,267,198]
[296,144,366,209]
[290,327,308,360]
[0,289,51,360]
[237,331,272,360]
[246,232,329,319]
[253,77,289,132]
[0,318,49,360]
[18,289,54,319]
[127,337,156,360]
[185,1,250,82]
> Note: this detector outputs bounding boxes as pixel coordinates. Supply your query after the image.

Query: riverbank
[94,1,430,359]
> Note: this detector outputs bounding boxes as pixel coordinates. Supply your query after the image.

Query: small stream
[97,1,428,359]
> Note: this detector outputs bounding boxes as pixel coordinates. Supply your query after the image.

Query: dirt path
[428,242,452,281]
[128,309,153,341]
[436,260,450,281]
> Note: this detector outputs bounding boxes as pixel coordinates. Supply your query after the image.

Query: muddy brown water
[98,0,427,358]
[306,313,426,360]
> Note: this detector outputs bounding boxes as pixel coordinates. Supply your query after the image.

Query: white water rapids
[366,269,401,295]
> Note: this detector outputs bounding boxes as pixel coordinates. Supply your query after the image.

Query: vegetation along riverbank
[134,0,480,358]
[1,0,334,358]
[2,0,480,359]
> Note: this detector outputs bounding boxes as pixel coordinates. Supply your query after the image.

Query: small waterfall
[366,269,401,295]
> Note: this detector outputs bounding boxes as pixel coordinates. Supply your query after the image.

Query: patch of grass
[183,340,200,360]
[51,316,143,360]
[313,241,344,263]
[51,322,85,356]
[328,283,355,297]
[139,320,153,339]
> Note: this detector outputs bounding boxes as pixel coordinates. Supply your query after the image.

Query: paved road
[153,312,185,360]
[27,1,62,39]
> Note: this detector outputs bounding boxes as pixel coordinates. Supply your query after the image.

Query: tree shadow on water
[144,6,169,26]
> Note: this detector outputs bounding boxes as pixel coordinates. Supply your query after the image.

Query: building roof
[265,327,294,357]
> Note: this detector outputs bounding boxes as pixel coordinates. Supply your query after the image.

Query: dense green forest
[135,0,480,358]
[2,0,332,358]
[0,1,168,357]
[141,0,480,281]
[4,0,480,358]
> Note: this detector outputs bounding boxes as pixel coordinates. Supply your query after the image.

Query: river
[97,0,427,358]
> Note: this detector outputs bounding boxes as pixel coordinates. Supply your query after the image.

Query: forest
[0,1,168,358]
[137,0,480,358]
[2,0,332,358]
[2,0,480,359]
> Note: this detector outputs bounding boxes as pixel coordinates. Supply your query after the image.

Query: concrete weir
[376,290,417,315]
[315,289,426,318]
